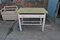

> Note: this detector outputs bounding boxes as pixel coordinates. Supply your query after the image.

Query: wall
[16,0,48,8]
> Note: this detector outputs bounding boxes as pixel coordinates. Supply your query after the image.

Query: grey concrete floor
[0,19,60,40]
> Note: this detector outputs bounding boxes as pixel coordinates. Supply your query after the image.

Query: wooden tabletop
[17,8,48,14]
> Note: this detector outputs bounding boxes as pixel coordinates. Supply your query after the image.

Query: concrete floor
[0,19,60,40]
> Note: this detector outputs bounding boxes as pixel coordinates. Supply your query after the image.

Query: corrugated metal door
[48,0,59,22]
[1,0,6,3]
[0,0,1,4]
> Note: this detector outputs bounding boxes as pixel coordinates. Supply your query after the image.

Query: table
[17,8,48,32]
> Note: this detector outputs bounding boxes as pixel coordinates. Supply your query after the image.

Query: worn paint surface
[17,8,48,14]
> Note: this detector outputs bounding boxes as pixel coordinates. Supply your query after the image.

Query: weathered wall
[16,0,48,8]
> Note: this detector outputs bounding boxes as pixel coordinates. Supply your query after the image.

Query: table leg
[18,14,22,31]
[40,18,42,25]
[42,14,46,32]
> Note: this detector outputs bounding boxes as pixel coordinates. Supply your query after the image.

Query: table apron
[18,15,46,18]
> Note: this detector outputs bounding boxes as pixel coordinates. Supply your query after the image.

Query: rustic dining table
[17,8,48,32]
